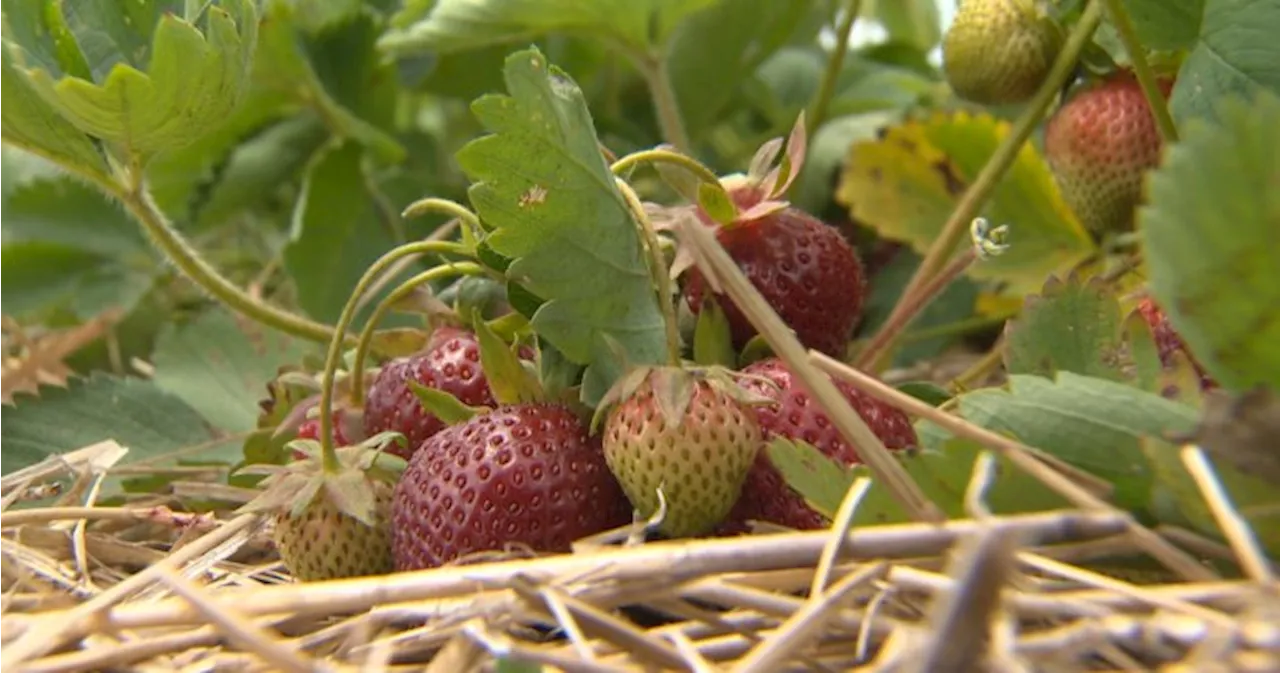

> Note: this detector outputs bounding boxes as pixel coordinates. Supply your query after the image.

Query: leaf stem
[402,196,486,239]
[808,0,863,135]
[615,177,682,365]
[316,241,482,470]
[610,148,722,186]
[637,55,692,155]
[115,176,346,347]
[348,262,487,407]
[1100,0,1178,143]
[856,249,978,368]
[854,0,1105,371]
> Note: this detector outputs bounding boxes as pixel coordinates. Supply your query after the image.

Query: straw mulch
[2,433,1277,673]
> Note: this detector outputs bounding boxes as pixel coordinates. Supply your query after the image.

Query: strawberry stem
[807,0,862,136]
[1100,0,1179,143]
[854,0,1106,372]
[633,54,692,155]
[114,171,348,348]
[615,177,683,366]
[609,148,722,187]
[348,261,489,407]
[316,240,483,470]
[402,196,488,239]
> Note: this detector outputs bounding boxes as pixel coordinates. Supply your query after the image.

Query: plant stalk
[808,0,863,135]
[855,0,1105,371]
[856,248,978,369]
[1100,0,1178,143]
[116,180,346,347]
[316,241,480,469]
[638,55,692,155]
[610,148,723,187]
[616,177,683,366]
[348,262,487,407]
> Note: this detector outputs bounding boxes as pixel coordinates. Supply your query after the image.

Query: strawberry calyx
[237,433,408,527]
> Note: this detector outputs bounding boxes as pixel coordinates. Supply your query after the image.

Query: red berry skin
[362,327,498,460]
[291,407,363,460]
[720,358,917,533]
[1044,71,1174,233]
[683,204,866,357]
[1136,298,1217,391]
[391,404,633,571]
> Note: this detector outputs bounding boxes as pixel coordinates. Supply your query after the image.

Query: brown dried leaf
[1,311,121,404]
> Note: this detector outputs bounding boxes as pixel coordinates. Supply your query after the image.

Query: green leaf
[834,110,1097,296]
[0,241,153,320]
[248,0,405,163]
[1141,92,1280,392]
[0,48,109,182]
[1116,0,1203,51]
[1,174,143,255]
[1004,274,1128,382]
[692,298,736,368]
[874,0,942,52]
[408,381,487,425]
[455,48,668,406]
[151,308,314,433]
[0,373,219,474]
[917,373,1200,513]
[10,0,260,163]
[473,310,544,405]
[768,436,1074,526]
[764,438,854,520]
[895,381,953,407]
[283,140,405,325]
[665,0,818,136]
[378,0,720,56]
[1170,0,1280,124]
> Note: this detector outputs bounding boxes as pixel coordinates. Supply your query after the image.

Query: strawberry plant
[3,0,1279,670]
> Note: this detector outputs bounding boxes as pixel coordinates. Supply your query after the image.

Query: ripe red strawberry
[682,188,866,357]
[362,326,502,460]
[599,366,764,537]
[1136,297,1217,391]
[391,403,632,570]
[1044,70,1174,233]
[720,357,917,532]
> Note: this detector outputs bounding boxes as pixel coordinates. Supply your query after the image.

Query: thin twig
[1180,445,1275,582]
[807,0,863,135]
[1101,0,1179,143]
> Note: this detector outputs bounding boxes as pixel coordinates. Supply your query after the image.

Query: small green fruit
[942,0,1063,105]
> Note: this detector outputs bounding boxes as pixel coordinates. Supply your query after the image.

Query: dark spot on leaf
[932,160,966,196]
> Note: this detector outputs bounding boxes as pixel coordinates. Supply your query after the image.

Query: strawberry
[597,366,764,537]
[290,399,365,460]
[942,0,1063,105]
[1044,70,1174,233]
[362,326,504,460]
[681,184,866,357]
[239,437,406,582]
[720,357,917,532]
[1136,297,1217,391]
[391,403,632,570]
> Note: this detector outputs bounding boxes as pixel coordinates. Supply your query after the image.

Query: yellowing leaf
[835,111,1096,296]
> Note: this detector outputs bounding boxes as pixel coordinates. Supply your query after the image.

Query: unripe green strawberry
[1044,70,1174,233]
[942,0,1062,105]
[597,366,764,538]
[272,478,395,581]
[238,436,406,582]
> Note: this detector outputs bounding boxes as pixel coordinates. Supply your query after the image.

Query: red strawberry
[1044,70,1174,233]
[682,188,867,357]
[362,326,503,460]
[391,403,633,570]
[720,357,917,532]
[1136,297,1217,391]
